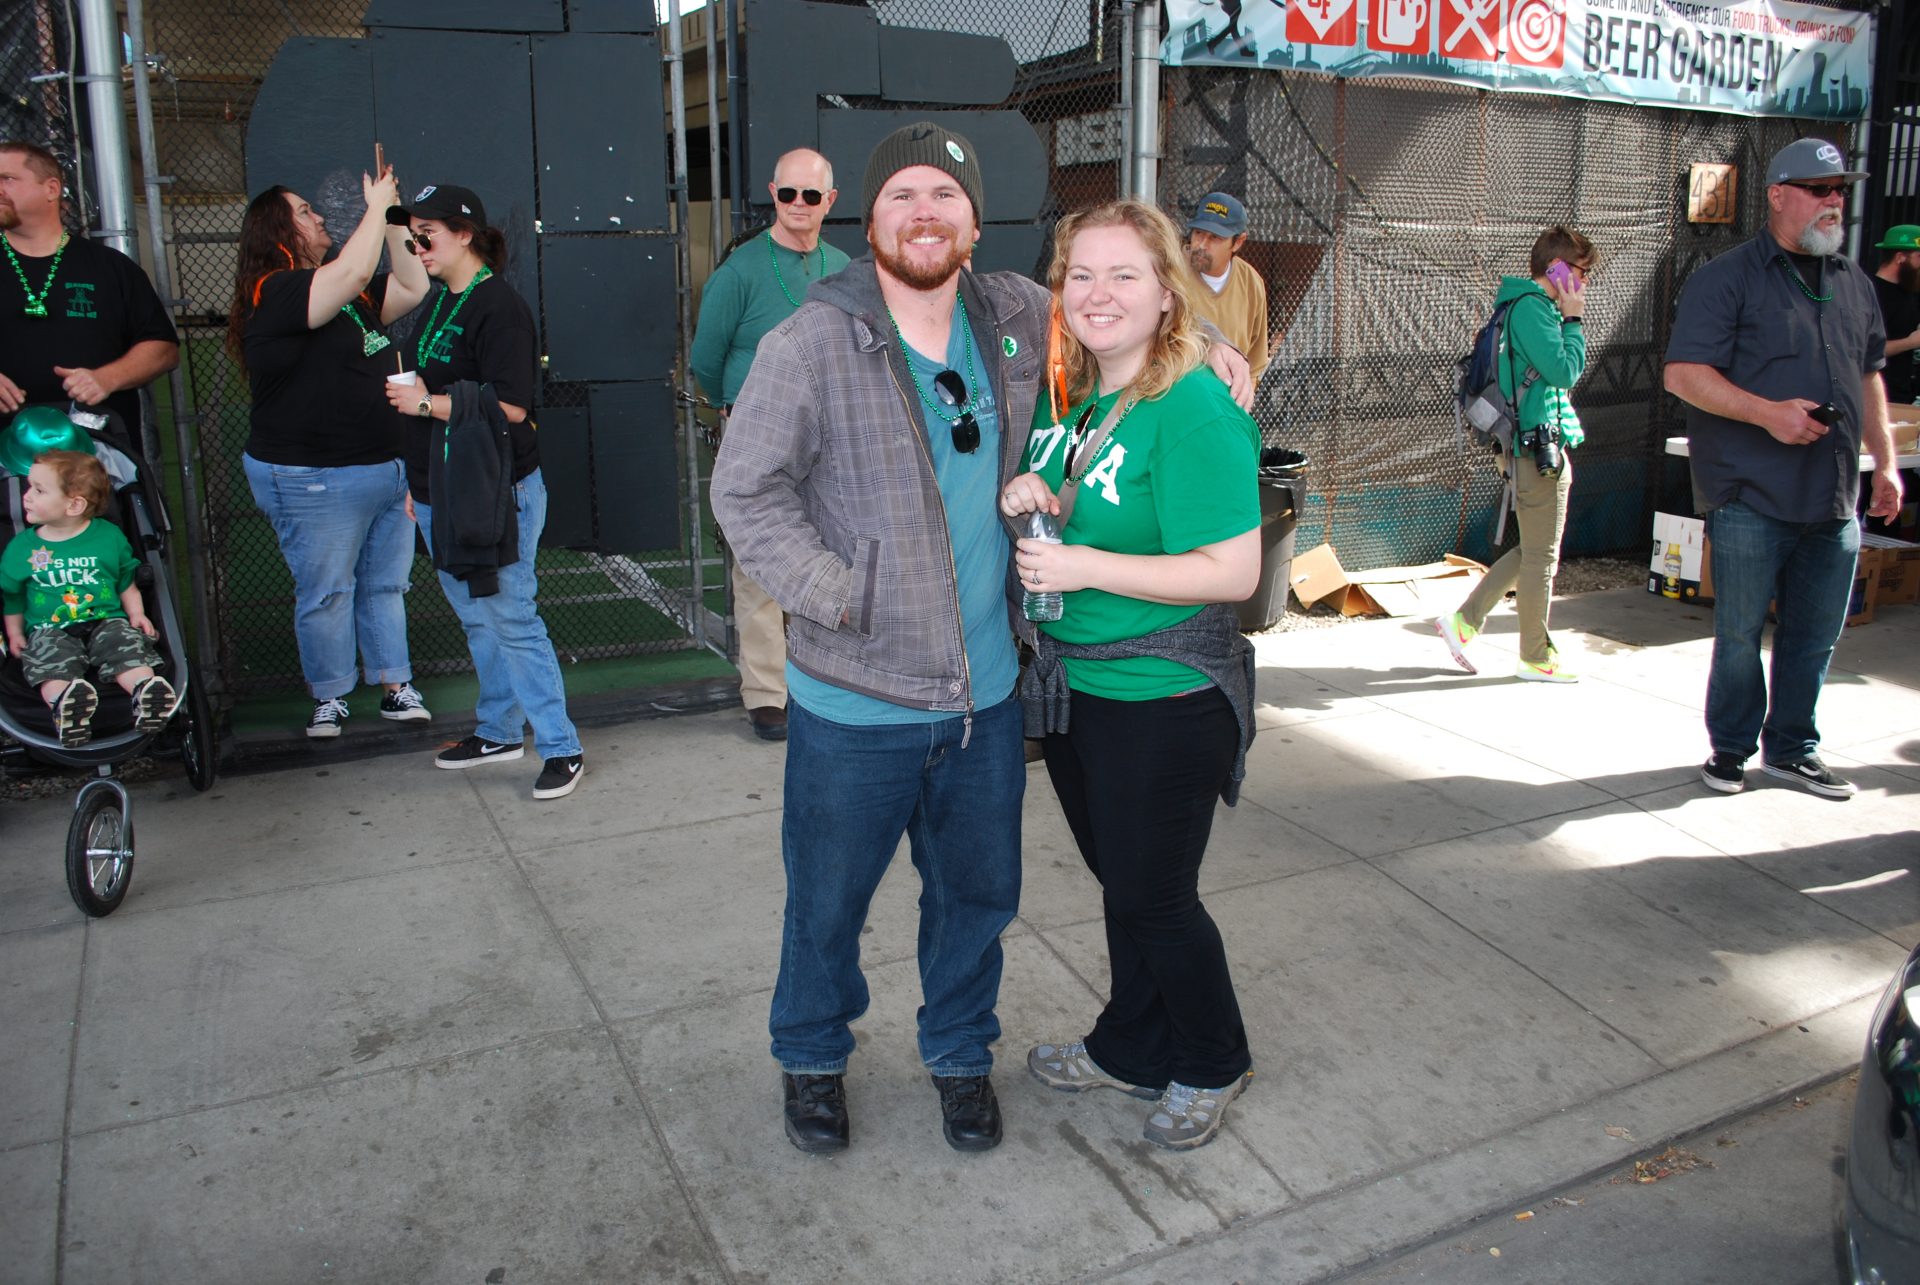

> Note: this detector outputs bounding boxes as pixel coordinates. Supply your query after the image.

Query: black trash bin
[1236,448,1307,632]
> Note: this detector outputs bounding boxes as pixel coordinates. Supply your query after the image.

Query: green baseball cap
[1877,225,1920,251]
[0,406,96,478]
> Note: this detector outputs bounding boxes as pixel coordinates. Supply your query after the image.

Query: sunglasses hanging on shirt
[932,370,981,454]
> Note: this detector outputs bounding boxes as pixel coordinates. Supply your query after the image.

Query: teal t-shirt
[1020,367,1259,701]
[689,233,852,407]
[788,314,1018,724]
[0,518,137,629]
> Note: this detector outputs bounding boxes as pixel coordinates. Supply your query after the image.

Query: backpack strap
[1499,297,1543,422]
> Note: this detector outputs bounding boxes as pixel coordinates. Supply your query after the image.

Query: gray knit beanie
[861,121,984,224]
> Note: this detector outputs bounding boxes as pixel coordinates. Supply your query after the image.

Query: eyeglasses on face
[1786,181,1848,199]
[775,187,826,206]
[932,369,980,454]
[403,228,435,255]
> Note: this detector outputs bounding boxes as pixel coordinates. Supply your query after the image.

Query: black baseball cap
[386,183,488,228]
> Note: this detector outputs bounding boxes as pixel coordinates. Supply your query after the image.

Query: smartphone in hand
[1545,259,1579,293]
[1807,402,1839,426]
[374,141,386,176]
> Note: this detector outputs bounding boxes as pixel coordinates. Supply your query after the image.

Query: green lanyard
[416,266,492,366]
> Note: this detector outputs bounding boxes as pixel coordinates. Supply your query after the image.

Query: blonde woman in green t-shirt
[1002,199,1263,1151]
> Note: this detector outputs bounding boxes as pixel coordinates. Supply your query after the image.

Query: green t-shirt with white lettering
[1021,367,1259,701]
[0,518,137,629]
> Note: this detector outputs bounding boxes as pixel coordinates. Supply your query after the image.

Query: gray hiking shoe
[1142,1071,1253,1150]
[1026,1040,1158,1100]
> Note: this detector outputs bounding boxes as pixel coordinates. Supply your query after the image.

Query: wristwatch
[417,394,433,417]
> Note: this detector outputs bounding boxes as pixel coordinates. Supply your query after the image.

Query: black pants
[1041,685,1251,1090]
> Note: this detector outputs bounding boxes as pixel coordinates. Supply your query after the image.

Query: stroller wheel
[178,678,218,793]
[66,787,135,917]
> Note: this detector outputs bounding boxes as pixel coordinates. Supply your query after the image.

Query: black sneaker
[306,696,348,739]
[1700,751,1746,794]
[532,755,585,799]
[434,734,524,769]
[1761,756,1856,799]
[379,683,432,722]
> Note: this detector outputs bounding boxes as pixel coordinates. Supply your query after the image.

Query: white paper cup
[387,371,418,387]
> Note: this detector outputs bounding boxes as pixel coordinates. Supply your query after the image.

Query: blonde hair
[1047,199,1208,404]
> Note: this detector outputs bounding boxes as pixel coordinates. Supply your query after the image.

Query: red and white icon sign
[1506,0,1566,67]
[1287,0,1359,46]
[1439,0,1503,61]
[1368,0,1431,54]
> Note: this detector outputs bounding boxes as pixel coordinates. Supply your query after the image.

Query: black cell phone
[1807,403,1838,426]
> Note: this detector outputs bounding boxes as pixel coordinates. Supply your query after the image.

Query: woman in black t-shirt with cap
[228,164,433,738]
[381,183,583,801]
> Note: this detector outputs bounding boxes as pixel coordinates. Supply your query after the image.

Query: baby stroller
[1,405,218,916]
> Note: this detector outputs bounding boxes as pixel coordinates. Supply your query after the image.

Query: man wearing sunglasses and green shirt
[1665,138,1902,800]
[691,148,849,742]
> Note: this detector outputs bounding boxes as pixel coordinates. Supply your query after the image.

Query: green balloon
[0,406,96,478]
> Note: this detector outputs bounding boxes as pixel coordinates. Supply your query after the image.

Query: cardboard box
[1848,546,1883,626]
[1287,544,1486,618]
[1891,404,1920,454]
[1863,533,1920,606]
[1648,511,1708,603]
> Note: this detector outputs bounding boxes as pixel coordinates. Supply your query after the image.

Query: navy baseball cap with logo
[386,183,489,228]
[1765,138,1866,185]
[1187,191,1249,238]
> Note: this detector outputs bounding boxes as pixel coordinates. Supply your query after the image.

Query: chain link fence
[136,0,697,704]
[1162,59,1841,571]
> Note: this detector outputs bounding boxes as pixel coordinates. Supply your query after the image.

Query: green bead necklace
[768,232,824,309]
[1776,254,1833,303]
[417,266,493,366]
[339,300,392,357]
[884,293,979,427]
[5,230,69,318]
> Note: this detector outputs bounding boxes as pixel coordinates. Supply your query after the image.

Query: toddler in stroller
[3,448,178,746]
[1,404,217,917]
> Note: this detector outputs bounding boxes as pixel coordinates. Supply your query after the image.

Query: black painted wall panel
[532,35,668,234]
[876,27,1014,105]
[244,40,376,213]
[740,0,878,192]
[566,0,656,33]
[533,404,593,548]
[369,30,540,342]
[363,0,564,32]
[588,382,680,553]
[540,237,676,383]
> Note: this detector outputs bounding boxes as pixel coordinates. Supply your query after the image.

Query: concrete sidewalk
[3,587,1915,1284]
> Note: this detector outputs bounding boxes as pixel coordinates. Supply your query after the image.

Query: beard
[0,202,17,231]
[1899,260,1920,293]
[1797,213,1845,257]
[869,222,968,291]
[1188,245,1224,277]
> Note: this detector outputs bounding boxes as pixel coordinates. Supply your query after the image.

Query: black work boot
[782,1073,850,1154]
[932,1074,1002,1152]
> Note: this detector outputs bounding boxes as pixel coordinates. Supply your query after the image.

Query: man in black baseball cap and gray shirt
[1664,137,1902,800]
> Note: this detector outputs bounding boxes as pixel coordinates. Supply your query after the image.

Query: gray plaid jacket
[711,255,1047,713]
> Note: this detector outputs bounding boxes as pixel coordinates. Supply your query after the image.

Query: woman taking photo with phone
[1004,198,1261,1151]
[228,163,433,738]
[382,183,584,801]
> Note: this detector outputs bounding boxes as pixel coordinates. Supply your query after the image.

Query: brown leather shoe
[748,706,788,741]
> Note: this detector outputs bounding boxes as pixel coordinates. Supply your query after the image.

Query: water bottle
[1022,510,1064,622]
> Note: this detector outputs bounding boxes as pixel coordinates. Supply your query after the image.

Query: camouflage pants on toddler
[20,618,161,687]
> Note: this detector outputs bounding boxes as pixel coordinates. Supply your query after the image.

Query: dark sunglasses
[932,369,980,454]
[1786,181,1848,199]
[403,228,434,255]
[775,187,826,206]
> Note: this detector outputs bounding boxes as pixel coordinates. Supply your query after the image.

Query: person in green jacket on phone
[1438,225,1595,683]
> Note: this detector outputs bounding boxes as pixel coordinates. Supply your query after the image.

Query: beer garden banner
[1163,0,1875,121]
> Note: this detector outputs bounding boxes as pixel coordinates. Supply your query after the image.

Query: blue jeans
[772,696,1025,1077]
[413,470,581,760]
[1704,499,1859,764]
[242,454,414,699]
